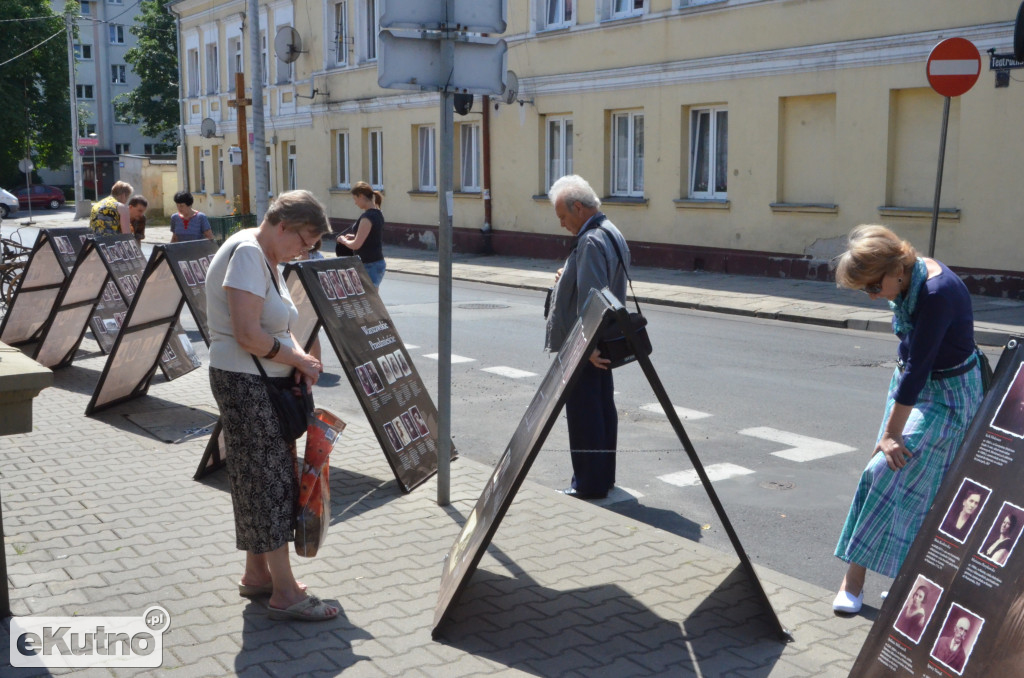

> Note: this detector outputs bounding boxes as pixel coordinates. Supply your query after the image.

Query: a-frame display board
[159,240,219,343]
[283,257,452,493]
[0,227,90,347]
[29,238,111,368]
[432,288,790,641]
[850,338,1024,677]
[85,242,207,415]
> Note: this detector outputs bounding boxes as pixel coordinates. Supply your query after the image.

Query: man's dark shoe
[561,488,608,500]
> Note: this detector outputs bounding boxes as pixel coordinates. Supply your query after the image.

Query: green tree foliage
[113,0,179,153]
[0,0,71,186]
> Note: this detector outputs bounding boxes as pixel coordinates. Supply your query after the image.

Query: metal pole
[90,137,98,201]
[928,96,951,258]
[1,485,9,619]
[248,0,268,223]
[437,2,456,506]
[65,12,86,220]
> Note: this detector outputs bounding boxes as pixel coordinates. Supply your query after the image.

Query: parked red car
[15,184,66,210]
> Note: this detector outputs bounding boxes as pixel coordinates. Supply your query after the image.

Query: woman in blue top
[832,225,984,614]
[170,190,214,242]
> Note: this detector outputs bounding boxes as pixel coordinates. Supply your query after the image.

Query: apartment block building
[170,0,1024,295]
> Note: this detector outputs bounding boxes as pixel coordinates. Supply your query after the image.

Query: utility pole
[65,11,87,219]
[227,72,252,214]
[248,0,267,222]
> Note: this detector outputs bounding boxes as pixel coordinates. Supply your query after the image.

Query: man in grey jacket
[545,175,630,500]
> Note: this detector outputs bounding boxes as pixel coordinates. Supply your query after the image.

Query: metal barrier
[207,214,257,244]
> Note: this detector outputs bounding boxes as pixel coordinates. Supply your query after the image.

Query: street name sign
[77,137,99,147]
[927,37,981,98]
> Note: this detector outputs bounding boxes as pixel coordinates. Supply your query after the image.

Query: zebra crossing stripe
[640,403,712,420]
[422,353,475,363]
[658,463,755,488]
[482,366,537,379]
[738,426,855,462]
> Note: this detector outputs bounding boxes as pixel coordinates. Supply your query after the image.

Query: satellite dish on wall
[274,26,304,64]
[502,70,519,105]
[200,118,220,139]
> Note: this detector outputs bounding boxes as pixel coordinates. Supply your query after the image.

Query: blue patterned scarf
[889,257,928,337]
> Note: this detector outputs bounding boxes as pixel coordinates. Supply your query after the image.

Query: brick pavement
[2,331,875,677]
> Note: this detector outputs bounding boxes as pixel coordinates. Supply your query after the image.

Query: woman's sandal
[267,595,338,622]
[238,580,307,598]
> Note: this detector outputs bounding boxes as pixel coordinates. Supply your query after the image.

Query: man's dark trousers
[566,362,617,494]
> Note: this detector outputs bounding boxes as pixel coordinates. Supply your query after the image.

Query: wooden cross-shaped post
[227,72,252,215]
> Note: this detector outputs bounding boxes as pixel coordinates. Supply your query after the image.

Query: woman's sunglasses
[862,276,885,295]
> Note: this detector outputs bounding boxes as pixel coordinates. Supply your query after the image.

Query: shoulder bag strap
[597,225,642,314]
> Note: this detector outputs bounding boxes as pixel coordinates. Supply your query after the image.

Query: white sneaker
[880,591,888,600]
[833,590,864,614]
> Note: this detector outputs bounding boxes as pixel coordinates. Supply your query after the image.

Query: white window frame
[689,106,728,200]
[332,1,349,67]
[75,44,93,60]
[109,24,125,44]
[228,36,243,91]
[114,143,130,154]
[336,131,350,188]
[361,0,379,63]
[541,0,575,30]
[111,64,126,84]
[610,111,644,197]
[287,143,298,191]
[460,124,481,192]
[610,0,645,19]
[107,0,123,4]
[187,48,200,97]
[545,116,573,190]
[265,146,274,197]
[206,43,219,93]
[367,129,383,189]
[261,32,268,85]
[81,1,92,15]
[76,84,94,99]
[198,156,206,193]
[144,144,155,155]
[418,126,436,191]
[84,123,96,136]
[217,147,225,193]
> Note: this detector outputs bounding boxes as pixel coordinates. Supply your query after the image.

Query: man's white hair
[548,175,601,210]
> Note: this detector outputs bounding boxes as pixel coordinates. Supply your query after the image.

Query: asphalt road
[340,272,904,596]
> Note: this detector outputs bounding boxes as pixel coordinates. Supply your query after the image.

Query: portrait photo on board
[346,268,364,295]
[400,412,419,441]
[893,574,943,644]
[410,406,430,437]
[378,355,396,384]
[354,364,375,397]
[179,261,196,286]
[383,421,403,452]
[338,269,356,296]
[328,270,347,299]
[938,478,992,544]
[394,349,412,377]
[392,416,411,447]
[991,363,1024,439]
[929,603,983,675]
[364,361,385,393]
[978,501,1024,567]
[318,272,336,300]
[386,353,402,381]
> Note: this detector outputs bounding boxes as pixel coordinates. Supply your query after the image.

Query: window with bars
[611,111,644,197]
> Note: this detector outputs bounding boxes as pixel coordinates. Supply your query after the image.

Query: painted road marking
[422,353,475,364]
[658,463,755,487]
[738,426,856,462]
[482,366,537,379]
[640,403,713,420]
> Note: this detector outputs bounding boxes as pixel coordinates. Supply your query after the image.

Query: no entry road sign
[927,37,981,98]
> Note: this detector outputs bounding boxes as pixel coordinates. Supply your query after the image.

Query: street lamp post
[88,133,98,201]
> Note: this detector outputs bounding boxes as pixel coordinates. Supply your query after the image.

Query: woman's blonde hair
[264,189,330,235]
[110,181,133,203]
[834,225,917,290]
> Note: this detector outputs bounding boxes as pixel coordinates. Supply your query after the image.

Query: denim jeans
[363,259,386,288]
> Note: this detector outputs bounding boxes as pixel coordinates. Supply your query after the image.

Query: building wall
[170,0,1024,295]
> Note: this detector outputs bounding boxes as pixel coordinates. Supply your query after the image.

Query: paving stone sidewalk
[1,338,874,677]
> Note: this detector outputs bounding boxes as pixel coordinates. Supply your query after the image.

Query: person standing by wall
[544,175,630,500]
[336,181,386,287]
[171,191,214,242]
[89,181,133,236]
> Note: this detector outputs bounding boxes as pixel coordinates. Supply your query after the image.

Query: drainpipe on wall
[166,2,189,190]
[480,95,494,255]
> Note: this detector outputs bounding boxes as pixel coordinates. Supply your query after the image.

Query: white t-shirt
[206,230,298,377]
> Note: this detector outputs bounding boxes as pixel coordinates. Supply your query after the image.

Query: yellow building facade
[170,0,1024,295]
